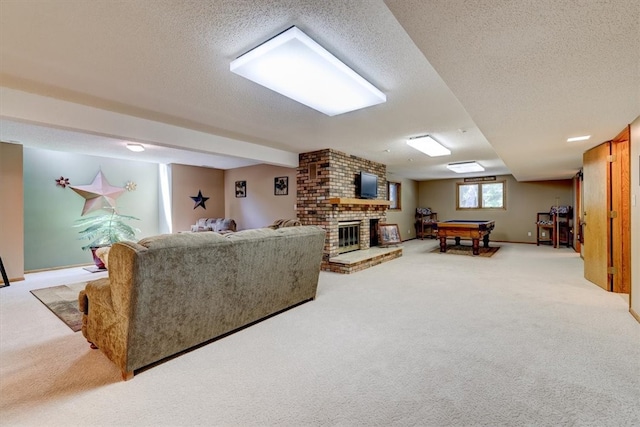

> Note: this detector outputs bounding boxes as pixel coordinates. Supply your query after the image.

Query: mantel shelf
[328,198,391,206]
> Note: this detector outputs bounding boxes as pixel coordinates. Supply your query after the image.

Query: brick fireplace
[297,149,399,272]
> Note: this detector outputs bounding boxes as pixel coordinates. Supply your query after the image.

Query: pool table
[434,220,495,255]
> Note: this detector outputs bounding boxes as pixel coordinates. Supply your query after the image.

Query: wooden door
[574,173,581,254]
[611,126,631,293]
[583,142,611,291]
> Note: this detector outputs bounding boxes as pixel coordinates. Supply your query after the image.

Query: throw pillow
[95,246,111,270]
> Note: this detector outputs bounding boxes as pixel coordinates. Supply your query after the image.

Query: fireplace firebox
[338,221,360,254]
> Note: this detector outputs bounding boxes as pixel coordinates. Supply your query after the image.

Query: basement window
[457,181,505,209]
[388,182,401,210]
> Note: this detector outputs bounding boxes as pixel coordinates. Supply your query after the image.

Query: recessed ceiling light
[407,135,451,157]
[447,161,485,173]
[567,135,590,142]
[126,143,145,152]
[230,26,386,116]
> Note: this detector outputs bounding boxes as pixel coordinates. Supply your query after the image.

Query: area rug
[430,244,500,257]
[30,282,88,332]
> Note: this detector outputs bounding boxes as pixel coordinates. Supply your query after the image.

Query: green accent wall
[23,148,160,271]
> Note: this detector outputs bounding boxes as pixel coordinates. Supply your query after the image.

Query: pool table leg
[439,236,447,253]
[483,234,490,248]
[472,238,480,255]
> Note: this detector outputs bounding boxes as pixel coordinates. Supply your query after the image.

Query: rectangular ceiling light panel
[407,135,451,157]
[126,143,145,152]
[567,135,590,142]
[447,161,485,173]
[230,26,386,116]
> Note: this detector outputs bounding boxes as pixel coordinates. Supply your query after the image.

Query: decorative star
[190,190,209,210]
[69,171,126,216]
[55,176,70,188]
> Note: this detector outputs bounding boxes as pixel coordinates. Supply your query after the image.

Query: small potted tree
[75,208,140,269]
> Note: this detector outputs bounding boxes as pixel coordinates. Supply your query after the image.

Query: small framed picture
[274,176,288,195]
[235,180,246,198]
[378,223,402,246]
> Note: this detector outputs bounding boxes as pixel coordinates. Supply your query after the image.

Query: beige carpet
[430,244,500,257]
[30,282,87,332]
[1,241,639,426]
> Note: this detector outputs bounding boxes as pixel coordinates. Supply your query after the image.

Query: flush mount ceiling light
[447,161,485,173]
[407,135,451,157]
[126,143,145,152]
[567,135,591,142]
[230,26,386,116]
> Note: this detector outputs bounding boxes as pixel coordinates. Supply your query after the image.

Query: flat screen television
[359,171,378,199]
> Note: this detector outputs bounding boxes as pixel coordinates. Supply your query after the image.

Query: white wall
[386,174,418,241]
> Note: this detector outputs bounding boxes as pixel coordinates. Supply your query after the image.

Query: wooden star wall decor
[70,171,126,216]
[190,190,209,210]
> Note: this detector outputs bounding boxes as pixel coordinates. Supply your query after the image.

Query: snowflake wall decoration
[125,181,137,192]
[55,176,70,188]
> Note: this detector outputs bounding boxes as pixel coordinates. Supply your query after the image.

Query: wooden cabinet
[415,208,438,239]
[536,207,572,247]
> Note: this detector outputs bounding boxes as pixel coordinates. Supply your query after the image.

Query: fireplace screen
[338,221,360,254]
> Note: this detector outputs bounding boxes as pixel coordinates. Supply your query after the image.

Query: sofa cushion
[268,219,302,229]
[190,218,235,232]
[137,232,227,249]
[214,218,236,232]
[205,218,219,227]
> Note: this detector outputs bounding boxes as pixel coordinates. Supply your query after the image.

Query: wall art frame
[274,176,288,195]
[378,223,402,246]
[235,180,246,198]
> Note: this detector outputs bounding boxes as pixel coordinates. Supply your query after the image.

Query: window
[388,181,401,210]
[456,181,505,209]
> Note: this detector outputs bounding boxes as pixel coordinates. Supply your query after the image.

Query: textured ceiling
[385,0,640,181]
[1,0,638,181]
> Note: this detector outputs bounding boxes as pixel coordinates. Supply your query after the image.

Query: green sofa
[78,226,326,380]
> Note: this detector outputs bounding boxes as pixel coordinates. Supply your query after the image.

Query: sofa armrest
[81,277,113,314]
[79,275,131,375]
[78,290,88,315]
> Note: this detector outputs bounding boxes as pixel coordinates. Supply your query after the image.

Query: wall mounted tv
[358,171,378,199]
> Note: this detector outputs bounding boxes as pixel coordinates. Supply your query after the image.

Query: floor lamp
[0,257,9,288]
